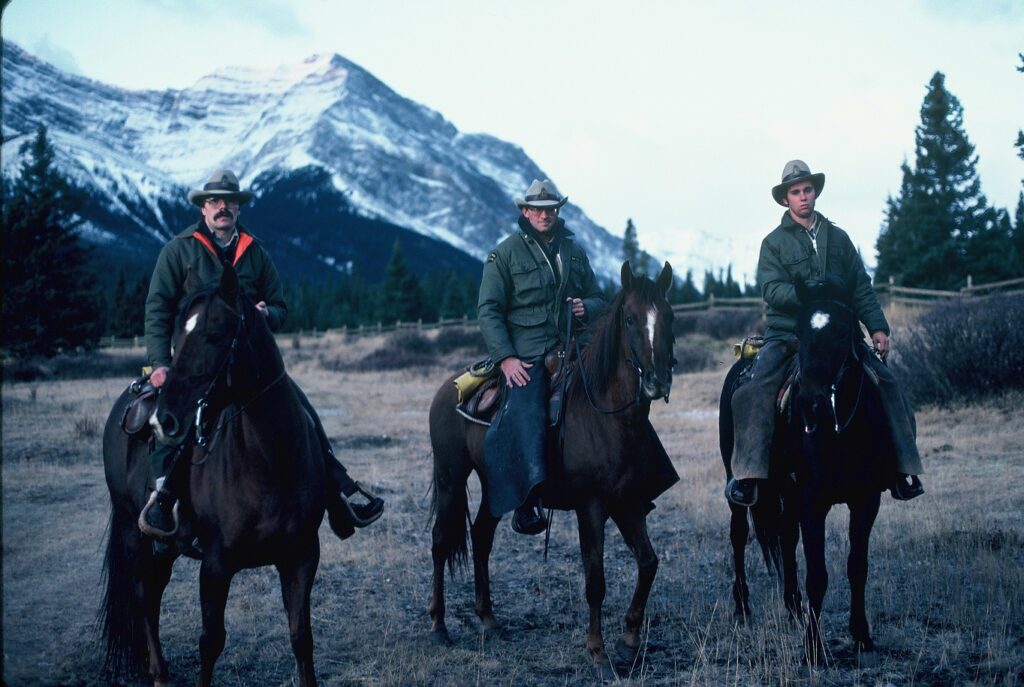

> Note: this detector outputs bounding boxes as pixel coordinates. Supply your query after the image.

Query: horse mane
[579,277,661,396]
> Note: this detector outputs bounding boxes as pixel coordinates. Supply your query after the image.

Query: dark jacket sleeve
[477,251,517,363]
[255,248,287,332]
[758,234,799,314]
[845,239,889,335]
[144,242,186,368]
[578,255,606,323]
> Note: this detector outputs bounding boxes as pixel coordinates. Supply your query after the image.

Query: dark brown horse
[428,262,679,675]
[101,266,325,686]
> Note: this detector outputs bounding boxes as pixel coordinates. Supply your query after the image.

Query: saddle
[773,341,881,416]
[455,349,576,427]
[122,377,158,436]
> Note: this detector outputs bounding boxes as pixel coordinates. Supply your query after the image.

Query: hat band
[781,170,812,184]
[203,180,241,193]
[525,192,560,203]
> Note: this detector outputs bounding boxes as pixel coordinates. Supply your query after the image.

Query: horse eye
[625,315,635,326]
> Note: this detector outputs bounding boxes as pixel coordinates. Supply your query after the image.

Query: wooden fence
[96,275,1024,348]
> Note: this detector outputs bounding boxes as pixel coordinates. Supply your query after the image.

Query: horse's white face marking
[810,311,830,330]
[185,313,199,334]
[646,307,658,358]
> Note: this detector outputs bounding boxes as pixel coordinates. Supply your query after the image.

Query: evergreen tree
[107,270,149,337]
[668,269,701,304]
[376,240,422,323]
[875,72,1010,288]
[1013,192,1024,270]
[622,218,640,273]
[1,126,102,357]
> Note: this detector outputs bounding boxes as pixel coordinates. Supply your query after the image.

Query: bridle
[180,298,285,453]
[799,304,866,435]
[575,304,675,415]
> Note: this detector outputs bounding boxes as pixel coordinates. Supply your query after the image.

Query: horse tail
[99,503,147,680]
[429,468,469,574]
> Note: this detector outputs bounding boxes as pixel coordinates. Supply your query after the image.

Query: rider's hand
[500,357,533,388]
[255,301,269,317]
[150,366,170,388]
[567,297,585,318]
[871,331,890,361]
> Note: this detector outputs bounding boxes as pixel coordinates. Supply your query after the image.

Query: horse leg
[780,485,803,620]
[428,468,470,645]
[847,494,880,665]
[196,553,233,687]
[276,542,320,687]
[141,547,176,685]
[610,507,658,666]
[728,503,751,620]
[470,500,502,635]
[576,499,610,667]
[800,505,830,666]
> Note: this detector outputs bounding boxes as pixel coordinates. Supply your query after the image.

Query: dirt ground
[3,335,1023,686]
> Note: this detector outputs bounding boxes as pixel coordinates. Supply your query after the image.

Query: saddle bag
[453,358,498,403]
[733,335,764,360]
[122,380,158,435]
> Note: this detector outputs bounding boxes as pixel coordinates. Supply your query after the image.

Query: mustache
[214,209,234,220]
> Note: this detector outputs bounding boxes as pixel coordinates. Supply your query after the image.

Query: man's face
[521,206,558,234]
[784,181,817,220]
[201,197,241,233]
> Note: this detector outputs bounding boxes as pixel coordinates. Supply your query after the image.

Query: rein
[802,339,866,435]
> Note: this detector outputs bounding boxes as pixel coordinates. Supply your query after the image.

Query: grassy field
[2,334,1023,686]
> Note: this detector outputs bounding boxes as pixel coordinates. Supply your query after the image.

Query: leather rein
[800,338,866,435]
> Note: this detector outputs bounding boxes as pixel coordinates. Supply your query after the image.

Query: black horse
[428,262,679,675]
[721,281,890,666]
[101,266,326,686]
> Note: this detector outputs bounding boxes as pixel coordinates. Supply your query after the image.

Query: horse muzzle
[642,370,672,402]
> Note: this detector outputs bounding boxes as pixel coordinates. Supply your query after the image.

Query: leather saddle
[456,348,576,427]
[122,379,158,436]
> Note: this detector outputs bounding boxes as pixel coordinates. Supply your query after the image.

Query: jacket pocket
[779,251,812,280]
[510,261,545,300]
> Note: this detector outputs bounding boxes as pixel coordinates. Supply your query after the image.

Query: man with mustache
[724,160,925,508]
[139,169,383,541]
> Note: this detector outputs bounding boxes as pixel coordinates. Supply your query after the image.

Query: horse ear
[184,267,203,294]
[220,263,239,301]
[655,261,673,296]
[621,261,635,291]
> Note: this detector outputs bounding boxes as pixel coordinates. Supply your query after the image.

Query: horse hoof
[480,623,506,642]
[429,629,453,646]
[612,638,641,675]
[592,658,617,683]
[733,609,751,624]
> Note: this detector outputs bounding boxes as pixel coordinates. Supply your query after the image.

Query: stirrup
[338,482,384,527]
[138,491,180,540]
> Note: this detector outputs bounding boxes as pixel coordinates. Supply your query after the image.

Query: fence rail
[97,274,1024,348]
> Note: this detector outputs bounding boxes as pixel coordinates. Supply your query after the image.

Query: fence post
[134,336,140,348]
[708,294,715,309]
[966,274,973,290]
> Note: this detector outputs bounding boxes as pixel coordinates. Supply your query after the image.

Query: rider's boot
[724,477,759,507]
[890,474,924,501]
[139,486,179,540]
[511,494,547,535]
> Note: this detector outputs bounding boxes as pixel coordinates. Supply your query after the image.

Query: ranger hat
[771,160,825,206]
[187,169,254,207]
[515,179,568,209]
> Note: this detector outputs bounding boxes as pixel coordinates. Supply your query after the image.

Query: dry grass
[2,341,1022,686]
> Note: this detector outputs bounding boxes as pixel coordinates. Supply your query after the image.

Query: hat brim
[515,196,568,210]
[188,189,254,207]
[772,173,824,206]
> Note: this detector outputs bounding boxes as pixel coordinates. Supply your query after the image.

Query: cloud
[921,0,1024,22]
[149,0,309,37]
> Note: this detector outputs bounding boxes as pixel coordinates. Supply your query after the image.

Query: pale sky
[3,0,1022,279]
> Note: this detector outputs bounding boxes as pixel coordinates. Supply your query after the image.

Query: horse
[100,265,326,687]
[721,280,890,666]
[789,280,890,666]
[428,261,679,676]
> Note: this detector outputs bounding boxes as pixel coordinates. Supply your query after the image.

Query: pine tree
[2,126,102,357]
[875,72,1010,288]
[622,218,640,274]
[376,240,422,324]
[668,269,701,304]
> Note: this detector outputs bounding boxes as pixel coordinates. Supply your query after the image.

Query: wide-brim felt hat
[515,179,568,209]
[771,160,825,206]
[187,169,254,207]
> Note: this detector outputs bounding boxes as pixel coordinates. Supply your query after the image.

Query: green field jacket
[144,222,287,368]
[478,220,606,363]
[758,212,888,338]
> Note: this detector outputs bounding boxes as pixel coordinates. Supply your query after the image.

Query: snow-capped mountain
[1,42,623,282]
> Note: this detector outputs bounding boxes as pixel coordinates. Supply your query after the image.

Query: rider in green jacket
[478,179,606,534]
